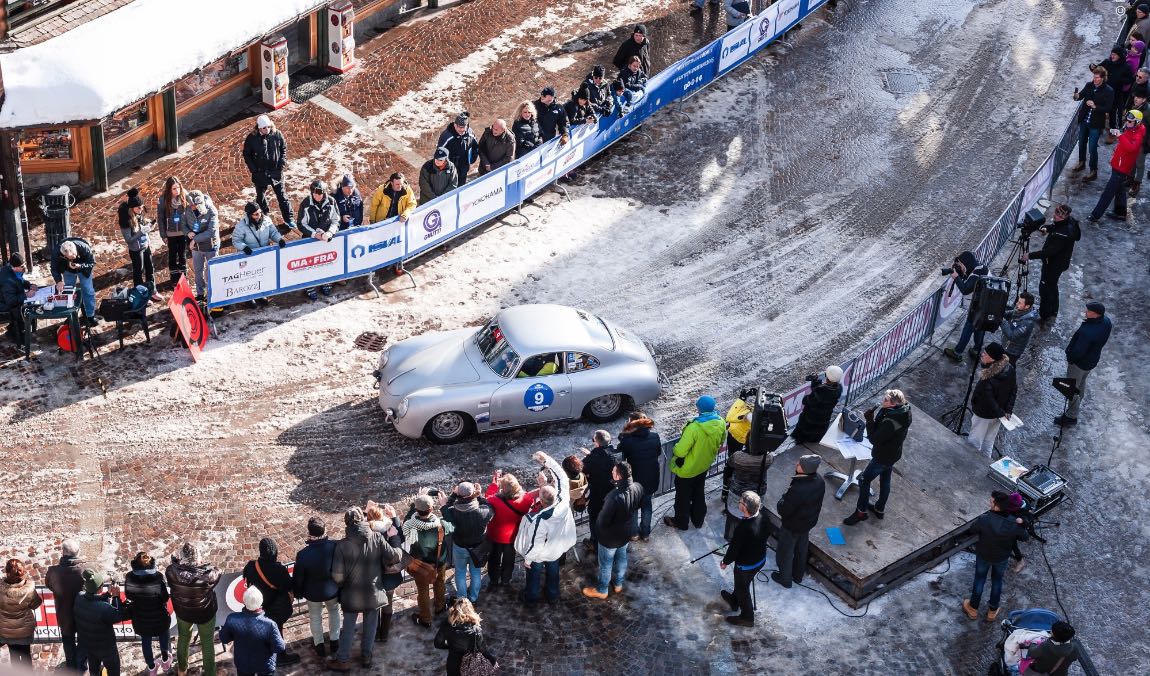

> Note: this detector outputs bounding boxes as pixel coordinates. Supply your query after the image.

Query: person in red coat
[484,472,537,591]
[1090,109,1146,221]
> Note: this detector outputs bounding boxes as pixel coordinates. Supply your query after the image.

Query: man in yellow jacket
[664,395,727,530]
[367,172,417,224]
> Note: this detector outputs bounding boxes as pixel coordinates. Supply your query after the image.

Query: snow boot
[1071,161,1085,172]
[1083,169,1097,182]
[962,599,979,620]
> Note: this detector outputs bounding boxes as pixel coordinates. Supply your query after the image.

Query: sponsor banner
[523,161,557,196]
[647,43,718,107]
[937,277,964,320]
[279,237,345,289]
[775,0,803,34]
[718,22,753,73]
[207,248,277,306]
[805,0,830,12]
[554,143,585,175]
[750,1,783,52]
[169,276,209,361]
[507,153,542,184]
[345,220,405,274]
[405,196,460,254]
[458,169,509,228]
[1020,152,1055,213]
[34,586,175,643]
[846,295,938,399]
[570,120,599,145]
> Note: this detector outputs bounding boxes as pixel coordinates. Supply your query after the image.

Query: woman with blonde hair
[0,559,43,667]
[365,500,404,642]
[433,597,495,675]
[483,470,536,591]
[512,100,542,159]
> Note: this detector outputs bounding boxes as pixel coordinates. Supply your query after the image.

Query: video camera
[1017,207,1046,236]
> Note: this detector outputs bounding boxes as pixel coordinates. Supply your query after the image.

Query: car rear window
[476,319,520,378]
[576,310,615,351]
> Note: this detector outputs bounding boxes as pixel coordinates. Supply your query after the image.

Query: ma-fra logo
[287,251,338,271]
[423,210,443,239]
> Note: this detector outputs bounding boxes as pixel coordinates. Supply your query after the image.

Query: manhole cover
[290,66,344,104]
[354,332,388,352]
[883,71,922,94]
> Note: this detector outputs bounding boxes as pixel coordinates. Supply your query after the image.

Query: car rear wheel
[583,394,626,423]
[424,411,474,444]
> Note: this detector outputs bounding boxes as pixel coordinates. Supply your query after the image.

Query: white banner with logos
[507,153,541,184]
[458,170,509,229]
[523,162,557,195]
[207,249,278,305]
[749,2,782,52]
[775,0,802,34]
[278,237,345,288]
[718,22,753,73]
[345,221,405,274]
[555,143,585,175]
[406,196,460,254]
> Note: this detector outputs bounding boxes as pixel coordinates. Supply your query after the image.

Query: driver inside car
[518,355,558,378]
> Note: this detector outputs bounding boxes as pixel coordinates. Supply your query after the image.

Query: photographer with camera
[1021,204,1080,321]
[942,251,990,363]
[791,366,844,444]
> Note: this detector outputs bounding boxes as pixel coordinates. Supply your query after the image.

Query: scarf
[693,411,722,424]
[402,514,442,549]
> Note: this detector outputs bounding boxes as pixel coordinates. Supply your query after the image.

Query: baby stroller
[987,608,1061,676]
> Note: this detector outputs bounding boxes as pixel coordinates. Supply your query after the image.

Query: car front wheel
[583,394,626,423]
[424,411,473,444]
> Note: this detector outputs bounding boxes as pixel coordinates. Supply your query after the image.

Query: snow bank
[0,0,325,129]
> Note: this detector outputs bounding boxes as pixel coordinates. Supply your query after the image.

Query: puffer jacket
[119,209,152,253]
[231,214,283,253]
[596,478,644,548]
[368,183,417,224]
[1111,123,1145,174]
[166,559,221,625]
[792,381,843,443]
[242,127,287,179]
[478,126,515,174]
[1066,315,1112,370]
[184,195,220,253]
[514,455,577,564]
[484,484,535,545]
[441,495,494,547]
[45,555,85,634]
[123,569,171,637]
[533,98,568,141]
[434,620,489,676]
[0,577,42,640]
[332,522,399,613]
[74,592,126,658]
[584,444,619,517]
[619,419,662,498]
[512,117,542,158]
[333,188,364,229]
[671,414,725,478]
[292,537,339,603]
[867,404,912,466]
[999,307,1040,359]
[777,472,825,533]
[219,609,285,674]
[297,193,341,238]
[418,159,459,205]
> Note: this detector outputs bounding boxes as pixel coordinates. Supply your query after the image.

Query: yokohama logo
[287,251,338,271]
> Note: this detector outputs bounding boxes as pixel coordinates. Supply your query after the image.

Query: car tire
[424,411,474,444]
[582,394,627,423]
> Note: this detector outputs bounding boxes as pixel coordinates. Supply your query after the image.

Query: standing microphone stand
[946,330,985,436]
[1047,378,1080,467]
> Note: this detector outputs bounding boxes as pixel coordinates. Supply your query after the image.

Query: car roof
[496,304,611,356]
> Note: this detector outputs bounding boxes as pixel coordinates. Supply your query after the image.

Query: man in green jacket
[664,395,727,530]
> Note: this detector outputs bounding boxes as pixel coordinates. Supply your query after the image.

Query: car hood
[385,329,481,395]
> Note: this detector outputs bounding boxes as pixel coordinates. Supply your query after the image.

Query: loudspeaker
[748,391,788,456]
[968,275,1011,332]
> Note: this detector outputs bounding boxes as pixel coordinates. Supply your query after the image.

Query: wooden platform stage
[763,407,1000,607]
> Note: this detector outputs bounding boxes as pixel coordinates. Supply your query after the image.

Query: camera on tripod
[1017,207,1046,236]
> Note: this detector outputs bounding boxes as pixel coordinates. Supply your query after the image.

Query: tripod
[1047,377,1080,466]
[998,230,1033,294]
[945,330,986,435]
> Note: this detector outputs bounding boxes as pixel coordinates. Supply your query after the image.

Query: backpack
[127,285,150,312]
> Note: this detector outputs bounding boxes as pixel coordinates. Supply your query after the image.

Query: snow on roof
[0,0,326,129]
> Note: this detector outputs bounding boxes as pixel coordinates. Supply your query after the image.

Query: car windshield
[476,319,520,378]
[576,309,615,351]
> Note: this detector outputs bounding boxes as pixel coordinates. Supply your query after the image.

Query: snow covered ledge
[0,0,327,129]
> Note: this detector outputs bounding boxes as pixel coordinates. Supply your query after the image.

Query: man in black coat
[293,517,341,658]
[534,86,569,144]
[74,569,125,676]
[582,65,613,118]
[618,412,662,540]
[583,462,644,599]
[0,253,34,344]
[437,113,479,186]
[612,24,651,74]
[719,491,769,627]
[773,455,826,588]
[418,147,459,205]
[46,540,87,671]
[1024,203,1081,321]
[963,492,1030,621]
[791,366,844,443]
[1071,69,1115,180]
[942,251,990,363]
[242,538,300,665]
[1059,301,1113,425]
[583,430,618,550]
[242,115,294,226]
[844,390,912,525]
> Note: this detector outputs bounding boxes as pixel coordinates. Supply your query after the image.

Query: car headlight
[398,397,410,418]
[379,349,390,369]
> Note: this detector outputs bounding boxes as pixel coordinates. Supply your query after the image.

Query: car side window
[566,352,600,373]
[517,352,563,378]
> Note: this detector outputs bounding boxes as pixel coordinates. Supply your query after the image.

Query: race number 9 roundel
[524,383,555,412]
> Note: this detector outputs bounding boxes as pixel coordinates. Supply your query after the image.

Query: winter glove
[673,456,685,468]
[278,238,288,248]
[242,246,253,256]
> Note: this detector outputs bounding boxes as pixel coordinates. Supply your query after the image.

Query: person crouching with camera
[791,366,844,444]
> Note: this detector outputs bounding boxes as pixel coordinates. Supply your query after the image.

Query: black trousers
[487,541,517,584]
[775,526,811,585]
[167,235,188,281]
[254,175,294,224]
[1038,265,1064,319]
[87,650,121,676]
[672,473,708,529]
[733,565,762,618]
[128,247,156,292]
[0,642,31,665]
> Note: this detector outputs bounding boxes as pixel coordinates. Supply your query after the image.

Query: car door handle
[558,390,569,396]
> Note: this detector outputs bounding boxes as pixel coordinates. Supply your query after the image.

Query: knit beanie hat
[696,395,717,413]
[340,173,356,188]
[258,537,278,560]
[125,187,143,209]
[413,495,434,513]
[82,568,104,594]
[244,201,260,217]
[984,342,1006,361]
[825,365,844,383]
[243,586,264,612]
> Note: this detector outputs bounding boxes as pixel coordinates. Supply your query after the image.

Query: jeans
[954,318,984,354]
[128,247,156,293]
[1065,363,1091,419]
[633,492,653,538]
[733,565,762,618]
[596,543,629,594]
[337,609,379,661]
[176,617,216,676]
[775,527,810,585]
[524,560,561,602]
[1078,125,1102,171]
[61,630,86,671]
[167,235,188,281]
[191,249,216,297]
[140,632,171,669]
[487,541,517,585]
[62,271,96,318]
[1037,265,1063,319]
[415,566,447,624]
[969,557,1009,610]
[452,543,483,602]
[671,472,708,529]
[855,460,893,513]
[968,415,1002,457]
[1091,169,1130,219]
[254,176,294,225]
[307,598,341,645]
[87,651,121,676]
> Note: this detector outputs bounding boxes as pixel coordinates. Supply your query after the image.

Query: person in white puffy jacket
[514,452,576,605]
